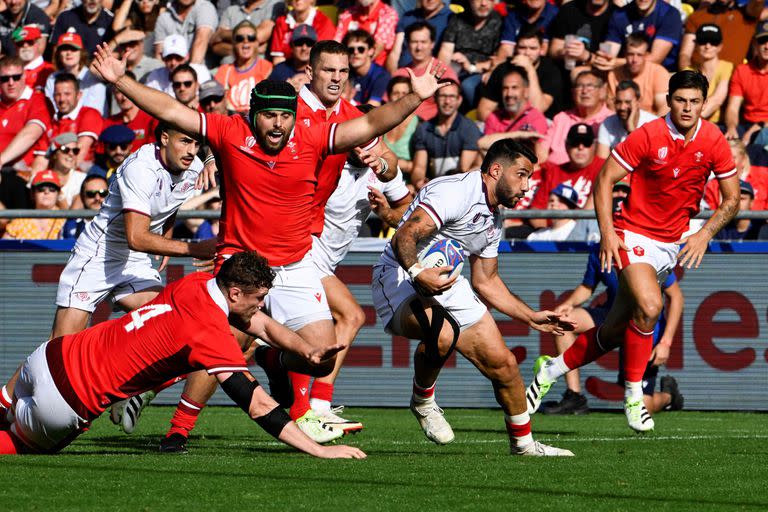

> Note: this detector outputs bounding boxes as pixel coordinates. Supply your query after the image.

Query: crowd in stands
[1,0,768,241]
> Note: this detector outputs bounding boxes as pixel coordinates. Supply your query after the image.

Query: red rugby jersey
[0,87,51,166]
[611,116,736,242]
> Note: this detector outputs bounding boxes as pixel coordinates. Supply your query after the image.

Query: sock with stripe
[504,412,533,448]
[561,327,609,374]
[288,372,312,420]
[412,379,436,404]
[0,385,11,409]
[309,381,334,414]
[0,430,26,454]
[166,394,205,438]
[623,320,654,401]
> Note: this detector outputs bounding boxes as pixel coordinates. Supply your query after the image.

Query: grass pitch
[1,407,766,511]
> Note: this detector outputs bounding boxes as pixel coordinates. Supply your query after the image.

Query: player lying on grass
[371,139,576,456]
[0,251,365,459]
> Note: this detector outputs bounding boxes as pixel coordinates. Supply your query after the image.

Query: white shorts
[618,229,679,285]
[264,252,333,331]
[56,248,162,313]
[12,342,87,453]
[310,235,337,279]
[371,262,487,334]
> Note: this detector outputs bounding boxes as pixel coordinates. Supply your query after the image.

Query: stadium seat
[317,5,339,25]
[449,3,465,14]
[465,109,478,121]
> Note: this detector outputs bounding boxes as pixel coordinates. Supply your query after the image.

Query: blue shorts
[584,306,609,327]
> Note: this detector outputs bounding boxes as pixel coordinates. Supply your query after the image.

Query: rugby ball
[418,238,465,280]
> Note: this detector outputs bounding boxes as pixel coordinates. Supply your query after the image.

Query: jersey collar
[299,85,341,115]
[287,7,317,28]
[665,113,701,142]
[58,100,83,120]
[206,278,230,316]
[24,56,44,71]
[19,86,33,101]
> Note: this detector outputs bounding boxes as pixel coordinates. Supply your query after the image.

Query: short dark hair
[53,72,80,93]
[625,32,651,50]
[516,26,543,45]
[216,251,276,291]
[386,75,411,98]
[405,21,435,43]
[669,70,709,100]
[0,55,23,71]
[616,79,641,98]
[170,63,198,82]
[574,69,604,86]
[342,29,375,49]
[481,139,537,173]
[309,40,348,69]
[153,122,200,145]
[502,64,529,87]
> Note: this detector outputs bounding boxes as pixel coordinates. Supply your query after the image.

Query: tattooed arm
[677,174,740,269]
[391,206,458,295]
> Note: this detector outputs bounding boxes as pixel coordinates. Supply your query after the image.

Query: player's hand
[355,147,379,172]
[196,160,218,190]
[307,342,347,366]
[157,255,170,273]
[724,127,740,141]
[651,343,670,366]
[528,310,577,336]
[407,59,450,101]
[368,187,390,216]
[317,445,367,459]
[413,265,458,296]
[193,258,215,273]
[600,230,628,272]
[90,43,127,84]
[553,303,574,316]
[676,230,709,269]
[190,237,217,260]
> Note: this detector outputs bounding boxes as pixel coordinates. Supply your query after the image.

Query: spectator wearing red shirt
[0,56,51,171]
[335,0,399,67]
[11,25,53,91]
[704,138,768,210]
[270,0,335,65]
[45,73,103,166]
[725,21,768,143]
[215,21,273,113]
[105,71,158,151]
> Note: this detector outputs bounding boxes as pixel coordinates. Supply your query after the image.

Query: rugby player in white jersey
[0,124,216,427]
[371,139,576,456]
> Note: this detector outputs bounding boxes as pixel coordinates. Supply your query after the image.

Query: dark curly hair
[216,251,275,291]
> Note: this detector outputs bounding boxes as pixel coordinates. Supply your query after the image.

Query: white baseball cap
[162,34,189,59]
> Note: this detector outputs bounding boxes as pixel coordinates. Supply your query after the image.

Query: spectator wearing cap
[198,80,228,114]
[268,24,316,91]
[144,34,212,96]
[391,22,458,120]
[531,122,605,229]
[61,174,109,239]
[90,125,136,181]
[597,79,657,158]
[2,170,65,240]
[111,0,165,56]
[344,29,392,106]
[43,132,87,208]
[171,64,201,110]
[537,69,612,166]
[335,0,399,67]
[0,0,51,59]
[270,0,335,65]
[725,22,768,144]
[50,0,115,56]
[153,0,218,65]
[387,0,452,72]
[683,24,732,124]
[527,183,581,241]
[410,80,481,189]
[606,32,669,117]
[479,65,547,150]
[214,21,273,113]
[0,55,50,173]
[106,71,158,151]
[12,25,53,91]
[44,73,104,166]
[212,0,285,59]
[45,32,108,116]
[679,0,762,70]
[714,181,763,240]
[112,29,163,82]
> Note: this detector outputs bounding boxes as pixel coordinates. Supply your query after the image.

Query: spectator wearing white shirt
[144,34,212,96]
[596,79,656,159]
[527,183,580,241]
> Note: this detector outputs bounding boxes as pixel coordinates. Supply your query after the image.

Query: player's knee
[342,303,366,332]
[634,296,662,327]
[485,350,521,384]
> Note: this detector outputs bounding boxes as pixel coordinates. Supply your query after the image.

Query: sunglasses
[172,80,194,89]
[85,189,109,198]
[15,40,35,47]
[347,45,368,55]
[201,95,224,105]
[107,143,131,151]
[234,34,257,43]
[293,39,315,48]
[0,73,22,84]
[58,146,81,155]
[35,185,59,193]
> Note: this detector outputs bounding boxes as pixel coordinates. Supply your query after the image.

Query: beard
[18,47,36,63]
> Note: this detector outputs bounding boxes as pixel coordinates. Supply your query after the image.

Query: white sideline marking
[386,434,768,444]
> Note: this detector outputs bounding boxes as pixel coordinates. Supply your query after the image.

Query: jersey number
[124,304,173,332]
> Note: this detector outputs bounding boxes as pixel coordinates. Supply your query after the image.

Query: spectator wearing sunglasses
[335,0,399,67]
[145,34,212,96]
[0,0,51,59]
[343,29,391,106]
[211,0,285,59]
[214,20,273,113]
[44,132,88,209]
[2,170,65,240]
[11,25,54,92]
[61,174,109,239]
[90,124,136,182]
[170,64,201,110]
[269,24,316,91]
[270,0,336,65]
[198,80,228,114]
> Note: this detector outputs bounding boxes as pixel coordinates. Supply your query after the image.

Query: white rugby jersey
[315,164,410,269]
[380,170,502,267]
[77,143,203,261]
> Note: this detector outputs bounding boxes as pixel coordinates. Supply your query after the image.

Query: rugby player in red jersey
[90,43,448,449]
[0,252,365,458]
[525,70,740,432]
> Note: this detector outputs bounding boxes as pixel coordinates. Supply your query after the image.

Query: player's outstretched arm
[124,212,216,259]
[595,156,630,271]
[90,43,201,137]
[333,60,449,154]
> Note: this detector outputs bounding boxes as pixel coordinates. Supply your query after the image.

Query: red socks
[504,412,533,447]
[309,381,333,403]
[412,379,436,400]
[288,372,312,420]
[166,393,205,438]
[0,386,11,409]
[624,320,654,382]
[0,430,25,454]
[563,327,607,370]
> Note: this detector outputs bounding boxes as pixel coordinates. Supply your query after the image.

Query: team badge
[633,246,645,257]
[658,147,668,160]
[303,119,311,127]
[1,120,6,127]
[695,151,703,162]
[245,136,256,148]
[75,292,90,301]
[673,167,680,178]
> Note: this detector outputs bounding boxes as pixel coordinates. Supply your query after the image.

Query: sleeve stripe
[388,191,411,204]
[328,122,338,154]
[199,112,207,139]
[206,366,249,375]
[611,149,634,172]
[77,131,98,139]
[361,136,379,151]
[122,208,151,217]
[418,202,442,229]
[715,168,737,179]
[27,119,47,131]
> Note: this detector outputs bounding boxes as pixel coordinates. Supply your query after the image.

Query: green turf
[1,407,766,511]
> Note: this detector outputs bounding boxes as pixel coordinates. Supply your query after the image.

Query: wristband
[375,156,389,176]
[204,154,216,165]
[408,263,425,280]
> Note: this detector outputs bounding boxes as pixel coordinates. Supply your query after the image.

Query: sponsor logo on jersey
[633,246,645,257]
[673,167,680,178]
[1,119,6,127]
[695,151,703,162]
[314,292,322,302]
[267,161,276,169]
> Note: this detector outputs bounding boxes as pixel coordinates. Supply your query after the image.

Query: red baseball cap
[57,31,83,50]
[12,25,42,43]
[31,170,62,189]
